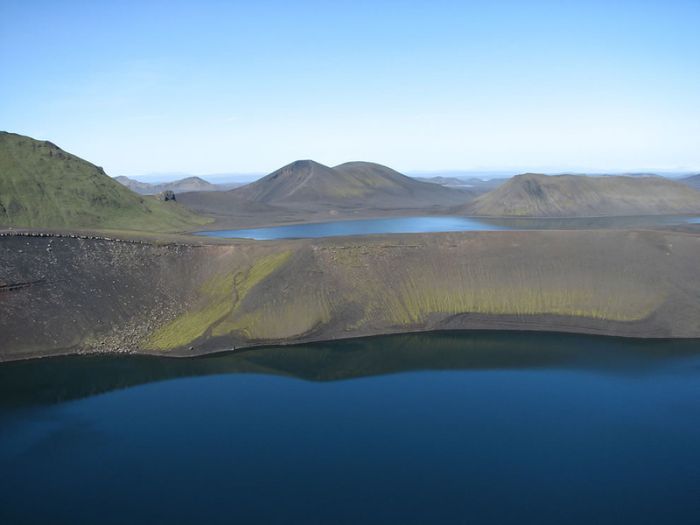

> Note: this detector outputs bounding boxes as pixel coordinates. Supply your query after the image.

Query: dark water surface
[196,215,699,239]
[1,331,699,524]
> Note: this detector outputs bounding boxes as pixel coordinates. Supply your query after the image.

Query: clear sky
[1,0,699,179]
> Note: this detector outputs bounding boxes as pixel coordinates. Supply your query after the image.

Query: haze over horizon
[2,0,699,176]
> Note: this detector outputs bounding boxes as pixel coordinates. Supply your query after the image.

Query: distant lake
[1,331,699,524]
[197,215,700,239]
[198,216,509,239]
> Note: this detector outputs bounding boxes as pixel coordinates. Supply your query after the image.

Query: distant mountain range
[114,175,241,195]
[3,130,700,230]
[413,176,473,186]
[465,173,700,217]
[413,175,508,192]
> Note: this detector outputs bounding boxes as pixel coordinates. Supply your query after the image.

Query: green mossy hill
[468,173,700,217]
[0,132,210,231]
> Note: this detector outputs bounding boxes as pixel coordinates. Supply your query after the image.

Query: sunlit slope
[3,229,699,361]
[468,173,700,217]
[0,132,209,231]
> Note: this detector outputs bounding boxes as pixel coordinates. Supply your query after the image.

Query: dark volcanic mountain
[465,173,700,217]
[0,132,208,231]
[178,160,472,224]
[232,160,470,208]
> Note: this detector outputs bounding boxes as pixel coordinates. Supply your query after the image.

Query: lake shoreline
[4,325,700,365]
[194,214,700,240]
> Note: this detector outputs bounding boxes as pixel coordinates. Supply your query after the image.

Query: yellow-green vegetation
[0,132,210,231]
[211,250,328,338]
[146,250,292,350]
[385,280,661,324]
[321,241,663,327]
[385,263,662,325]
[223,291,333,340]
[146,271,238,351]
[234,250,293,301]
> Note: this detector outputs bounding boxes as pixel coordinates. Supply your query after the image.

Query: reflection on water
[196,215,700,239]
[1,331,699,408]
[1,331,699,525]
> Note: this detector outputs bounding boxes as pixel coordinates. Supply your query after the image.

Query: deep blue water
[1,331,699,524]
[196,215,700,239]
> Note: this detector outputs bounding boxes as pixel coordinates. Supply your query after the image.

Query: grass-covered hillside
[0,132,210,231]
[467,173,700,217]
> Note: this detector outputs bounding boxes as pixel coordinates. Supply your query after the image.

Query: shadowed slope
[467,173,700,217]
[2,331,699,407]
[0,132,209,231]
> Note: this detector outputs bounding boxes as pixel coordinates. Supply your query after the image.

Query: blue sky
[1,0,699,179]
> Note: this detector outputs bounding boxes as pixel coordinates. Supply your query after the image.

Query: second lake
[196,214,699,239]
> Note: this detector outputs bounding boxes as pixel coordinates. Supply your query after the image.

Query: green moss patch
[146,250,292,350]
